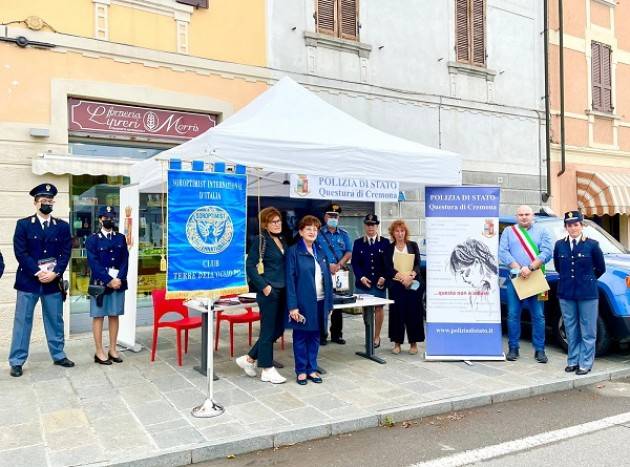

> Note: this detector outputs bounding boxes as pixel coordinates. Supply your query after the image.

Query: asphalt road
[197,377,630,467]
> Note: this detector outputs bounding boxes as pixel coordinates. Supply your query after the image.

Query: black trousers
[388,282,424,344]
[321,309,343,341]
[248,287,286,368]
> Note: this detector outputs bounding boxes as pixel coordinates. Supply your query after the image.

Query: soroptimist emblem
[143,111,160,132]
[186,206,233,255]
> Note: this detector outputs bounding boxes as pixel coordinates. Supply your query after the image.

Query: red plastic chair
[214,294,286,358]
[151,289,202,366]
[214,294,260,358]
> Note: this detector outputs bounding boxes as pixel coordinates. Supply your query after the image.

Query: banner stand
[192,298,224,418]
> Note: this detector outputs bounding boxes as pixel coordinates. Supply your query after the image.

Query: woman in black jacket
[384,219,424,355]
[237,207,288,384]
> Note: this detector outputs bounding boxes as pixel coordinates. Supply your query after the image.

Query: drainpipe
[557,0,566,178]
[542,0,552,202]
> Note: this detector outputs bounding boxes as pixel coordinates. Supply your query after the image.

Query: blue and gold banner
[167,169,248,298]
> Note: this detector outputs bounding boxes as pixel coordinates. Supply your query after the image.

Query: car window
[545,220,627,254]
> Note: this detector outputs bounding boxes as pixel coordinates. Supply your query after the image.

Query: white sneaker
[260,367,287,384]
[236,355,257,377]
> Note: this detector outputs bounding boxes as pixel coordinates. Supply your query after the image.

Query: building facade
[0,0,270,342]
[268,0,547,238]
[547,0,630,248]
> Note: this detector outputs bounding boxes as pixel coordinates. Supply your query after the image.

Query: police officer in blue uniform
[86,205,129,365]
[9,183,74,377]
[316,203,352,345]
[553,211,606,375]
[352,214,389,348]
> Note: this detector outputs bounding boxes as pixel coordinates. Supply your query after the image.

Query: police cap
[363,213,380,225]
[98,205,117,218]
[29,183,58,199]
[325,203,342,215]
[563,210,584,224]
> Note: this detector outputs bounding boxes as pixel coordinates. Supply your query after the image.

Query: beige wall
[548,0,630,241]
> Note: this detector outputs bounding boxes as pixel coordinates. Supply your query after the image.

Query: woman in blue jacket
[286,215,334,385]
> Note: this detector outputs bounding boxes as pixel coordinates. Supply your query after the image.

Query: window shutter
[456,0,470,62]
[601,44,612,112]
[317,0,337,36]
[591,42,603,111]
[471,0,485,65]
[339,0,358,40]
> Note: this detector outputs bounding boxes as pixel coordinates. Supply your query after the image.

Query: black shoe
[272,360,284,369]
[296,376,307,385]
[506,348,519,361]
[94,355,112,365]
[576,368,591,375]
[307,374,323,383]
[320,339,328,346]
[565,365,578,373]
[54,357,75,368]
[331,337,346,345]
[535,350,548,364]
[108,352,123,363]
[10,365,22,377]
[374,338,381,349]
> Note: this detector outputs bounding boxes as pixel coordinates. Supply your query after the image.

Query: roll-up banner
[425,186,504,360]
[167,167,248,298]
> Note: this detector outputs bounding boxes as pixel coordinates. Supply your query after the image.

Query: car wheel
[554,313,612,357]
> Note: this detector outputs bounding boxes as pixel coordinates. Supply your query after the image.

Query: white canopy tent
[119,77,463,350]
[131,77,462,191]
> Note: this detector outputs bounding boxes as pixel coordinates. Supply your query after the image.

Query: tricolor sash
[512,225,547,300]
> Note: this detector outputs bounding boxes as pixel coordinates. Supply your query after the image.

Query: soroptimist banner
[289,174,399,202]
[425,186,503,360]
[167,169,248,298]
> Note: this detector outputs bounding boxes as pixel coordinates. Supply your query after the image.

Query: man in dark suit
[553,210,606,375]
[8,183,74,377]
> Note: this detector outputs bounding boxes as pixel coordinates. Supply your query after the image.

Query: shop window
[316,0,359,41]
[455,0,486,66]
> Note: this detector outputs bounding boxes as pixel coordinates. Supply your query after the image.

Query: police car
[498,215,630,356]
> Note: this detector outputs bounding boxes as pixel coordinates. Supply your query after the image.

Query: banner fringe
[165,285,249,300]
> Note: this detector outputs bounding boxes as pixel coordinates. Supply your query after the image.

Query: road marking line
[411,411,630,467]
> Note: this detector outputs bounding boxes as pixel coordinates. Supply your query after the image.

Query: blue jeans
[9,291,67,366]
[559,298,598,370]
[506,280,545,351]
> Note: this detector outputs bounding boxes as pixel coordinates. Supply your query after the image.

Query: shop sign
[289,174,399,202]
[68,98,216,140]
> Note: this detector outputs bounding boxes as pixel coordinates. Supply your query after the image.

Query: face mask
[327,219,338,228]
[39,204,53,215]
[102,220,115,230]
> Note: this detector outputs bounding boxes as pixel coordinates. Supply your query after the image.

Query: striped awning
[576,170,630,216]
[32,153,136,177]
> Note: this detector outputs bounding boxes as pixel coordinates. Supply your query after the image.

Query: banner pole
[191,297,224,418]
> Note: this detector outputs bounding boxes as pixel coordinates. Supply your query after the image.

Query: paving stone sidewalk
[1,312,629,467]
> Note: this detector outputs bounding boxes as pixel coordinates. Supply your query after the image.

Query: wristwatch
[528,265,536,272]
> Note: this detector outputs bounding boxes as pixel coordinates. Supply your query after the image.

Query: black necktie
[107,233,112,240]
[572,239,576,251]
[43,221,48,230]
[370,238,374,246]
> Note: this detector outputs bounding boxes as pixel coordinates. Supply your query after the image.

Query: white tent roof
[131,77,462,192]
